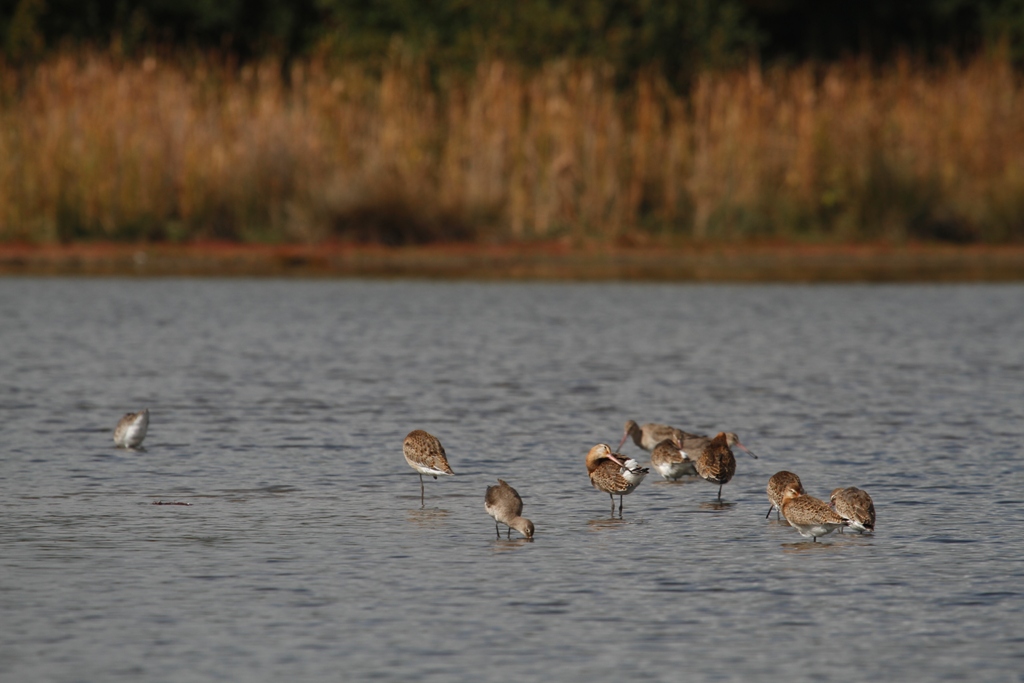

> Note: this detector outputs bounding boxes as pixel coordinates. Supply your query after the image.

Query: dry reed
[1,51,1022,244]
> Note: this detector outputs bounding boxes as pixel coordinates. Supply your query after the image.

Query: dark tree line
[3,0,1024,76]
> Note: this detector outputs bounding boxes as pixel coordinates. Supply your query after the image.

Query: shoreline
[2,242,1024,281]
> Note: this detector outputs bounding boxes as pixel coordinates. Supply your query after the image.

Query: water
[2,279,1023,682]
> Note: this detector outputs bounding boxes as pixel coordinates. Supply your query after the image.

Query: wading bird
[694,432,756,501]
[586,444,648,514]
[830,487,876,533]
[766,471,804,519]
[484,479,534,539]
[114,409,149,449]
[403,429,454,506]
[780,486,848,541]
[650,438,697,480]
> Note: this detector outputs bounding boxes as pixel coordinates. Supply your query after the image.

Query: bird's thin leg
[618,495,624,514]
[609,493,615,515]
[813,536,818,543]
[419,474,425,507]
[495,521,500,539]
[507,526,512,540]
[765,505,774,519]
[717,484,723,501]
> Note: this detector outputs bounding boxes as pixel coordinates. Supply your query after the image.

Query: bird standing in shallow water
[830,487,876,533]
[780,486,848,541]
[694,432,757,501]
[650,438,697,480]
[403,430,454,506]
[114,409,149,449]
[586,444,648,514]
[484,479,534,539]
[766,471,804,519]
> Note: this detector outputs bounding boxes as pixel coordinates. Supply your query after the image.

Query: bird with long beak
[586,444,649,514]
[484,479,535,540]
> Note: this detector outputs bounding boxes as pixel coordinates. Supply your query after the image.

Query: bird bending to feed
[780,486,848,541]
[114,408,149,449]
[650,438,697,480]
[484,479,534,539]
[693,432,756,501]
[830,487,876,533]
[618,420,690,452]
[586,444,649,514]
[766,471,804,519]
[403,429,454,506]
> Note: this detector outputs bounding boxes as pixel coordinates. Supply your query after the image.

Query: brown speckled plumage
[650,438,697,480]
[586,443,648,514]
[766,471,804,519]
[484,479,534,539]
[694,432,737,501]
[781,487,848,541]
[830,487,876,533]
[403,429,454,505]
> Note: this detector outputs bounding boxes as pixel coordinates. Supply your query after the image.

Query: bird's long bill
[736,441,758,459]
[607,451,628,467]
[616,433,629,451]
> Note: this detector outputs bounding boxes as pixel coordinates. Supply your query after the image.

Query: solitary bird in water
[114,408,149,449]
[586,444,649,514]
[484,479,535,539]
[618,420,690,452]
[694,432,757,501]
[780,486,848,541]
[650,438,697,480]
[830,487,876,534]
[403,429,454,506]
[766,471,804,519]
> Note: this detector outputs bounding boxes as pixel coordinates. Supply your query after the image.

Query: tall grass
[1,51,1022,244]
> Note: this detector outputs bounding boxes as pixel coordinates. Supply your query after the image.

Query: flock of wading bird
[400,419,876,543]
[115,408,875,543]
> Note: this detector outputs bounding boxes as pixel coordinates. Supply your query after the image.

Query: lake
[1,279,1023,682]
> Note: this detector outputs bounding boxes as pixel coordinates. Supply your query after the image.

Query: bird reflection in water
[586,516,637,530]
[698,500,736,512]
[406,507,451,528]
[490,537,534,551]
[780,540,846,554]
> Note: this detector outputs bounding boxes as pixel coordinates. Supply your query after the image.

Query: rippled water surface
[2,279,1023,682]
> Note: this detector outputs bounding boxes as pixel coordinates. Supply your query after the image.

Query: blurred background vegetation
[6,1,1024,75]
[2,0,1024,244]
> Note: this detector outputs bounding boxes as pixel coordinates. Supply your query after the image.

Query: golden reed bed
[1,51,1022,245]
